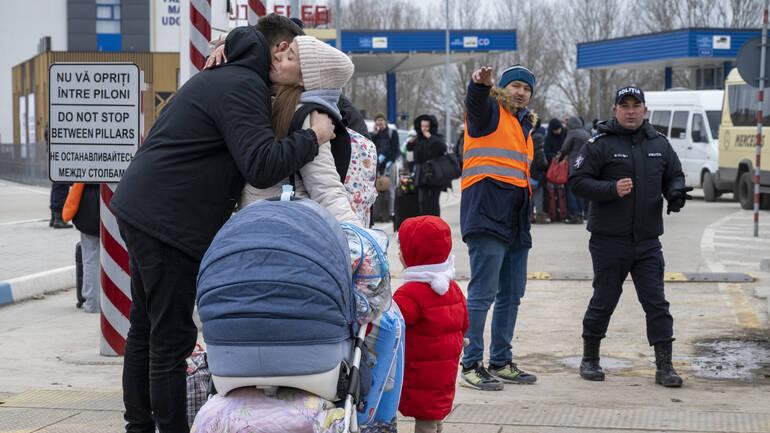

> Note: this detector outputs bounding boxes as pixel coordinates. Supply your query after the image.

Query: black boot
[579,337,605,381]
[654,341,683,387]
[49,210,55,227]
[52,210,73,229]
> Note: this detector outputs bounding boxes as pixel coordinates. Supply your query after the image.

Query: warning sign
[48,63,140,183]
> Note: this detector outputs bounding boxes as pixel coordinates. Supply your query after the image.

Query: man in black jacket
[569,86,692,388]
[110,15,335,433]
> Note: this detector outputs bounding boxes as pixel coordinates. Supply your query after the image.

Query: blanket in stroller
[191,387,345,433]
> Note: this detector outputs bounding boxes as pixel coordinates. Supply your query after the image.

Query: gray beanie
[295,35,354,90]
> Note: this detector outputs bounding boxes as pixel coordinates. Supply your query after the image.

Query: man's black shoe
[654,341,683,387]
[579,338,605,381]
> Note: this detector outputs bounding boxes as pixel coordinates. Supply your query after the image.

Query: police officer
[569,86,692,388]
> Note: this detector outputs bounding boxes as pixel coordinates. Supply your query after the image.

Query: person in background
[569,85,692,388]
[65,183,101,313]
[560,116,591,224]
[402,130,417,173]
[372,112,401,221]
[530,131,549,224]
[45,125,72,229]
[393,215,468,433]
[544,118,567,222]
[408,114,447,217]
[454,124,465,166]
[544,118,565,162]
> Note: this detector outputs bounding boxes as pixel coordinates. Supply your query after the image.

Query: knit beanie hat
[295,35,354,90]
[497,65,535,95]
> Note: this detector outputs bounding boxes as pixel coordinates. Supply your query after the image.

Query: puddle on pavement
[689,339,770,380]
[557,356,633,371]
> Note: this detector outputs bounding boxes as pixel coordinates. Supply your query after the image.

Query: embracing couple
[110,14,363,433]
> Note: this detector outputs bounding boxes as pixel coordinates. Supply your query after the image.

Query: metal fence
[0,142,50,186]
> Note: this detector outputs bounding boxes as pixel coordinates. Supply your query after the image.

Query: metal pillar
[724,61,733,80]
[664,67,672,90]
[753,3,768,237]
[335,0,341,50]
[387,73,397,124]
[445,0,451,142]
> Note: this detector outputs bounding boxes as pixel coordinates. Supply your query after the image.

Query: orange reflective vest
[461,102,533,192]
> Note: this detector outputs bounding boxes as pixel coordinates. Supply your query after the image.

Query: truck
[713,68,770,209]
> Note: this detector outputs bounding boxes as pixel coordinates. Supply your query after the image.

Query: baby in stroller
[193,196,399,433]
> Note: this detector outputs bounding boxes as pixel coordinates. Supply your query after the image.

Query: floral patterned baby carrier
[344,128,378,227]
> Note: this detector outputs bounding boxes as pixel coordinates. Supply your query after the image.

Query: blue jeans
[462,234,529,366]
[566,183,584,217]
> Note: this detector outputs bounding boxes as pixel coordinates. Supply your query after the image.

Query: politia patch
[574,154,584,169]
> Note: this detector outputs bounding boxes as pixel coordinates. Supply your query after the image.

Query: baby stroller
[195,192,396,433]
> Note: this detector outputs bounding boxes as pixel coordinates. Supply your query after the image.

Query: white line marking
[0,218,47,226]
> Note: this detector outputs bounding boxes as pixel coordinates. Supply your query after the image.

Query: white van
[643,90,724,200]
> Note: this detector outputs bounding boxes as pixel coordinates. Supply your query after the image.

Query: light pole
[335,0,341,50]
[445,0,451,143]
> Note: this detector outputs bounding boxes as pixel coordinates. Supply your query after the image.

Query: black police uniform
[569,118,686,346]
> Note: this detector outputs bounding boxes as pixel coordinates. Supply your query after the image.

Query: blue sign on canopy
[577,28,760,70]
[340,30,516,53]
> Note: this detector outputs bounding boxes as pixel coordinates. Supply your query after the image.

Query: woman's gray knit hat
[295,35,354,90]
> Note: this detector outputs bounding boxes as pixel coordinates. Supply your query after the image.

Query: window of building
[651,110,671,136]
[670,111,688,139]
[97,0,121,51]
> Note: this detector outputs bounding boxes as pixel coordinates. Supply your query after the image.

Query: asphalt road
[1,180,769,432]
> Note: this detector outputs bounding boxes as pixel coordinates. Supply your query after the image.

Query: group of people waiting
[529,116,596,225]
[371,111,454,221]
[92,12,693,433]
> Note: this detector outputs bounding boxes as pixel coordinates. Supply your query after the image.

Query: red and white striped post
[754,4,768,237]
[247,0,266,25]
[180,0,212,87]
[190,0,212,73]
[99,184,131,356]
[98,76,145,356]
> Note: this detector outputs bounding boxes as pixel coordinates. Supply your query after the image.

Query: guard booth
[577,28,761,90]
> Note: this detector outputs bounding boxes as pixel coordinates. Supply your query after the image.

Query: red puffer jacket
[393,216,468,420]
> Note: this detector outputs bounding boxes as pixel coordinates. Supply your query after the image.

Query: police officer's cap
[614,86,645,105]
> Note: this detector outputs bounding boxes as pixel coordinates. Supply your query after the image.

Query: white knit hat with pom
[295,35,354,90]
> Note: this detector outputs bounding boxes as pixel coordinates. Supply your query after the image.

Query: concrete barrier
[0,266,76,307]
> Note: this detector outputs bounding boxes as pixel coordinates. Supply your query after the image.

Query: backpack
[290,103,378,227]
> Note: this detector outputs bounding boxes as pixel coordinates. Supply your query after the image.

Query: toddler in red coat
[392,216,469,433]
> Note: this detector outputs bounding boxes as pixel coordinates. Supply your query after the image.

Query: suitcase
[394,192,420,232]
[372,190,391,223]
[547,183,567,222]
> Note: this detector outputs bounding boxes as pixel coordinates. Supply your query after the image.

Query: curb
[0,266,76,307]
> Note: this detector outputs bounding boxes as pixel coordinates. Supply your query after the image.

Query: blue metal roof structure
[331,29,517,74]
[577,28,760,70]
[319,29,516,124]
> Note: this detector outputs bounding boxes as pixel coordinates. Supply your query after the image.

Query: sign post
[736,5,769,237]
[48,63,140,183]
[48,62,140,355]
